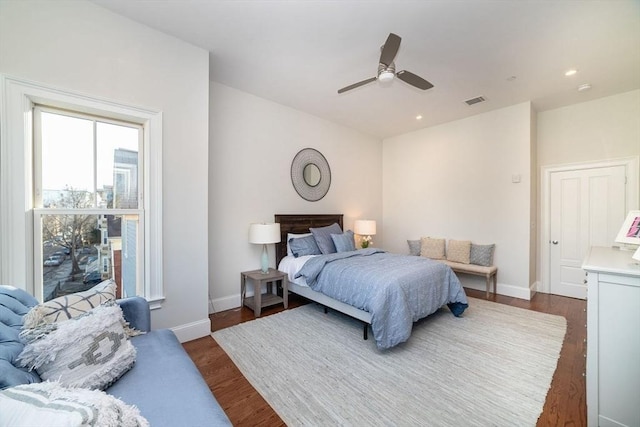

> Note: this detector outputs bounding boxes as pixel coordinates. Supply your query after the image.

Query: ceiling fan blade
[396,70,434,90]
[337,77,377,94]
[379,33,401,67]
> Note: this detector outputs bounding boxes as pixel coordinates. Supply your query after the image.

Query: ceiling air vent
[465,96,486,106]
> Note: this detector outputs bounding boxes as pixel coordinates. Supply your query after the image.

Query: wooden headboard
[274,214,344,266]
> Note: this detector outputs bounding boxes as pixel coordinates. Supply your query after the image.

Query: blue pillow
[288,235,321,258]
[331,230,356,253]
[310,223,343,254]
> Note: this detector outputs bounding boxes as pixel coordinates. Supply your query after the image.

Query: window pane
[97,122,139,209]
[41,213,140,301]
[41,112,94,207]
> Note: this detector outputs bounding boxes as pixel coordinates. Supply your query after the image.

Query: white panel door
[549,166,626,298]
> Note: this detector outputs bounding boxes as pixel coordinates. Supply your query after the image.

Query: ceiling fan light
[378,70,395,83]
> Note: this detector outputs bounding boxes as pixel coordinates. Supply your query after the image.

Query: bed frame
[274,214,372,339]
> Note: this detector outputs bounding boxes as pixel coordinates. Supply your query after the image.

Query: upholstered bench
[437,260,497,298]
[409,237,497,298]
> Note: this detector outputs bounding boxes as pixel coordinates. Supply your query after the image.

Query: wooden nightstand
[240,268,288,317]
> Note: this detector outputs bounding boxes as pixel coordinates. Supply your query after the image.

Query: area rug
[212,298,566,426]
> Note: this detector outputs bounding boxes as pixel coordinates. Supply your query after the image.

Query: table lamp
[249,223,281,273]
[354,220,376,248]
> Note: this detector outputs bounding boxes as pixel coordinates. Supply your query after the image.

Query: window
[0,76,163,306]
[34,107,143,301]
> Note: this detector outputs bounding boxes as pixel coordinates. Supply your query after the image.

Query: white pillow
[0,381,149,427]
[18,303,136,390]
[287,232,312,256]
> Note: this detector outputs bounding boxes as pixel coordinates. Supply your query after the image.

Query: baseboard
[170,318,211,343]
[462,278,533,301]
[209,294,239,314]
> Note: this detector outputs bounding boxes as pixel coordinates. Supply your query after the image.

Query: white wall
[537,90,640,168]
[382,102,535,299]
[209,82,382,312]
[536,90,640,286]
[0,0,211,341]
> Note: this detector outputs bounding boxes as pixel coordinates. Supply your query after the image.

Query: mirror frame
[290,148,331,201]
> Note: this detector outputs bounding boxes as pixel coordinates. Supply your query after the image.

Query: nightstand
[240,268,288,317]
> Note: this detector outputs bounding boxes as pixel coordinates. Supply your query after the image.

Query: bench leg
[485,275,490,299]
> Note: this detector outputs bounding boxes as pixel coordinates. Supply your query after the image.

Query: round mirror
[303,163,321,187]
[291,148,331,202]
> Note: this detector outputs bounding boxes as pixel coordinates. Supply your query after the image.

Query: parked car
[43,256,63,267]
[82,270,102,285]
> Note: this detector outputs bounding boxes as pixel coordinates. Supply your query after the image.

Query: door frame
[540,156,639,294]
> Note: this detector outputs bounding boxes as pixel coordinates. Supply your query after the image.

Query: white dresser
[582,246,640,427]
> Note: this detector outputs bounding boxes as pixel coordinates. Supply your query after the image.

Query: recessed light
[416,115,423,120]
[578,83,592,92]
[565,69,578,77]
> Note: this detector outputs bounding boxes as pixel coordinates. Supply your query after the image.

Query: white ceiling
[92,0,640,139]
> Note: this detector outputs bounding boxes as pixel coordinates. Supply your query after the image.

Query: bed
[275,214,469,350]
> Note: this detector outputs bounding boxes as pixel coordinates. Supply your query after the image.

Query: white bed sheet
[278,255,316,286]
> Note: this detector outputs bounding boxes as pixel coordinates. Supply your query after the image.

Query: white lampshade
[248,223,281,244]
[354,220,376,236]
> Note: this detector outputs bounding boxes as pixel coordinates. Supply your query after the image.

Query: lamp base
[260,244,269,274]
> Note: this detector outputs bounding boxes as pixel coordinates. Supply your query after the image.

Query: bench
[437,260,497,298]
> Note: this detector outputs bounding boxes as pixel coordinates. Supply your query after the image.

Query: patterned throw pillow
[447,240,472,264]
[23,280,116,329]
[0,381,149,427]
[289,235,321,258]
[470,243,495,266]
[407,240,421,256]
[18,303,136,391]
[310,223,343,254]
[331,230,356,253]
[420,237,446,260]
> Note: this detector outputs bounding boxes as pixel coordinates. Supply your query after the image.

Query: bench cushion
[440,260,497,275]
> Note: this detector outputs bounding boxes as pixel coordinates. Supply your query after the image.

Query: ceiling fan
[338,33,434,94]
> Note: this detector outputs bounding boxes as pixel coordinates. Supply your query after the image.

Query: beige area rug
[212,298,567,426]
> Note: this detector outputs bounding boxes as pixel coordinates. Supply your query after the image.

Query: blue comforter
[295,249,468,349]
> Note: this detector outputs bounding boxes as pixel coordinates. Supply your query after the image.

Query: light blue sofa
[0,285,232,426]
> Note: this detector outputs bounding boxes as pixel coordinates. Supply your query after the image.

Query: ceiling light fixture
[416,115,423,120]
[378,70,395,83]
[565,69,578,77]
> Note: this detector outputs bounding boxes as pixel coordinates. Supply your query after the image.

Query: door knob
[551,240,559,245]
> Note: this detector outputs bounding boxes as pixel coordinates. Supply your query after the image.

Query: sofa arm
[117,297,151,332]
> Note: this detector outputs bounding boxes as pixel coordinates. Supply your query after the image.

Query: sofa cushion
[23,280,116,328]
[0,286,41,390]
[447,239,471,264]
[0,381,148,427]
[18,303,136,390]
[107,330,231,426]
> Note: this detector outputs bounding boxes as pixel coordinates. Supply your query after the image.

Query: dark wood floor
[182,288,587,426]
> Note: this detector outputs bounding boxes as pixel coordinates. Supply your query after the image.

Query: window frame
[0,75,164,307]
